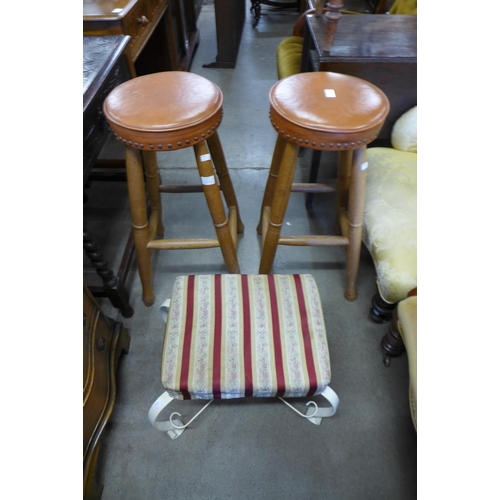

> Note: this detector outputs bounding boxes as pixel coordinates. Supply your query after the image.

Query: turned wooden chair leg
[206,132,244,234]
[193,141,240,274]
[125,147,155,307]
[344,146,367,302]
[259,141,300,274]
[142,151,164,237]
[381,307,405,367]
[257,135,287,234]
[370,287,397,323]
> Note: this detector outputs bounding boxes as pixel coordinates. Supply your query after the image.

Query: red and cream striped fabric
[161,275,331,400]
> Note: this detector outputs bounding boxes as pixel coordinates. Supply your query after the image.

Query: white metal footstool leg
[279,386,339,425]
[148,391,214,440]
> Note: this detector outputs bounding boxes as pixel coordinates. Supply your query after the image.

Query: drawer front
[124,0,167,60]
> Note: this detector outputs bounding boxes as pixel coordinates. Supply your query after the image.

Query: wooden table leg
[194,141,240,274]
[125,147,155,306]
[259,141,299,274]
[84,221,134,318]
[344,146,367,301]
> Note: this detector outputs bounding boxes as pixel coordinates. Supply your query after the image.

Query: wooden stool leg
[142,151,164,237]
[259,141,299,274]
[125,147,155,306]
[257,135,287,234]
[335,150,352,233]
[206,132,244,233]
[193,141,240,274]
[344,146,367,302]
[305,150,323,210]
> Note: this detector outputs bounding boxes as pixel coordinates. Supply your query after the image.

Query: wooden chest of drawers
[83,0,199,76]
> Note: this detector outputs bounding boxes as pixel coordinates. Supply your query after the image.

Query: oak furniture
[202,0,246,69]
[148,274,339,439]
[84,284,130,499]
[83,0,199,77]
[84,34,135,318]
[103,71,244,307]
[257,72,389,301]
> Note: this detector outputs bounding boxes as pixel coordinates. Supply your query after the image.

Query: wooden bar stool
[104,72,244,307]
[258,72,389,301]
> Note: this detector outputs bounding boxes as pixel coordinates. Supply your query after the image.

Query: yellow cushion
[363,148,417,303]
[389,0,417,15]
[277,36,304,80]
[398,295,417,430]
[391,106,417,153]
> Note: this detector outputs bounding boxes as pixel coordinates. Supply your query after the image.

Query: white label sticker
[361,162,369,170]
[201,175,215,185]
[324,89,336,98]
[200,154,211,162]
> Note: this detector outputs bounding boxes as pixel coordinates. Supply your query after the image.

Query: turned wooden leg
[305,149,323,210]
[381,307,405,366]
[344,146,367,302]
[370,288,397,323]
[250,0,262,27]
[207,132,244,233]
[83,222,134,318]
[125,147,155,307]
[259,141,299,274]
[323,1,344,53]
[335,150,352,234]
[142,151,164,237]
[193,141,240,274]
[257,135,287,234]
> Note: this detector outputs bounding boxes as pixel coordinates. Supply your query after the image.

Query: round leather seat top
[269,72,390,150]
[103,72,224,151]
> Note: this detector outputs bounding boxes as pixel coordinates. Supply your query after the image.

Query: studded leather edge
[269,113,384,151]
[108,111,224,152]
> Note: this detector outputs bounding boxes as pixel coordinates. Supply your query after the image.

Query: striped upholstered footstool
[148,274,339,439]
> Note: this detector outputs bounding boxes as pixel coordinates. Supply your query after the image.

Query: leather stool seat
[104,72,223,151]
[259,71,389,301]
[104,72,243,307]
[269,72,389,150]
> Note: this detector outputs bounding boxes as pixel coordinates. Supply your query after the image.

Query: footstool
[149,274,339,439]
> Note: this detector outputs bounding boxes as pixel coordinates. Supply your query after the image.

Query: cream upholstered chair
[381,289,417,430]
[363,106,417,321]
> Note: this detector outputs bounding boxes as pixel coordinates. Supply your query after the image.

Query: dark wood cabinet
[302,14,417,140]
[83,284,130,499]
[83,0,199,77]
